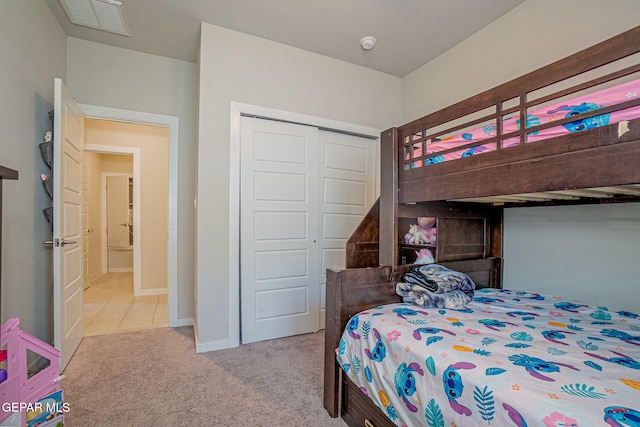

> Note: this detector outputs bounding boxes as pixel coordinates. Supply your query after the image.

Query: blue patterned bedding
[336,289,640,426]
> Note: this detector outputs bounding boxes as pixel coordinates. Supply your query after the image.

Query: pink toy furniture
[0,318,63,426]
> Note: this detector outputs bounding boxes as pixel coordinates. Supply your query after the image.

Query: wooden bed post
[323,268,344,417]
[324,266,398,418]
[379,127,398,267]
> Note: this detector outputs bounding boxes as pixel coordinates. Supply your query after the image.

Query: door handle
[43,239,77,247]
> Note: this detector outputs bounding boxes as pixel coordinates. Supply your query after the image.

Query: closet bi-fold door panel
[240,117,377,343]
[240,117,320,343]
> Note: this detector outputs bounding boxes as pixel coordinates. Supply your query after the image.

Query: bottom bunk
[323,259,500,424]
[324,262,640,427]
[341,374,396,427]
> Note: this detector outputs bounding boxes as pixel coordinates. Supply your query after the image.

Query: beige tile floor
[83,272,168,336]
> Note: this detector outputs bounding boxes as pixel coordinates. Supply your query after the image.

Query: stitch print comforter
[406,78,640,166]
[336,289,640,426]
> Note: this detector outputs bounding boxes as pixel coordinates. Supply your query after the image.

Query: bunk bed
[324,26,640,427]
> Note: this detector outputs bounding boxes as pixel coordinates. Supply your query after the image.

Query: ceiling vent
[59,0,130,36]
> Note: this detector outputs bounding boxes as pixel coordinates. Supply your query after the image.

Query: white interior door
[318,130,376,328]
[52,78,85,371]
[240,117,320,344]
[106,175,131,248]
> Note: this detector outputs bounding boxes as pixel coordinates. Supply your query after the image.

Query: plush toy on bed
[404,217,437,245]
[424,227,436,245]
[417,216,435,229]
[396,264,475,309]
[414,248,435,264]
[403,224,429,245]
[417,217,437,245]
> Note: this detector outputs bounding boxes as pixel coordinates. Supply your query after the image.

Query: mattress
[406,78,640,168]
[337,288,640,426]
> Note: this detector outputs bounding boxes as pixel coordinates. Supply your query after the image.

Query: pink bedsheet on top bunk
[409,79,640,166]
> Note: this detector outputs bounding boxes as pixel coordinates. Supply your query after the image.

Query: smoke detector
[59,0,130,36]
[360,36,376,51]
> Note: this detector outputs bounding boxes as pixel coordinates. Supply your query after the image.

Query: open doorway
[79,103,183,330]
[82,119,169,336]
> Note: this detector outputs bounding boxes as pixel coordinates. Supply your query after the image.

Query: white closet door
[240,117,320,343]
[318,131,376,328]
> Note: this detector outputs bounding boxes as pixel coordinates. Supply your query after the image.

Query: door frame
[80,104,186,327]
[228,102,381,348]
[101,171,136,273]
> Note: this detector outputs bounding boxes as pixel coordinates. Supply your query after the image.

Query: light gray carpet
[61,327,347,426]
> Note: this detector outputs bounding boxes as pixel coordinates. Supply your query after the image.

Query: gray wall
[504,204,640,312]
[0,1,67,341]
[402,0,640,312]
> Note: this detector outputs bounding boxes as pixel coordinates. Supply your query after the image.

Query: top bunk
[386,26,640,206]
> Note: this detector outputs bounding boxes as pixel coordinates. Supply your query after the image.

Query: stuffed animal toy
[416,217,437,244]
[425,226,437,245]
[417,217,435,229]
[404,224,429,245]
[414,248,434,264]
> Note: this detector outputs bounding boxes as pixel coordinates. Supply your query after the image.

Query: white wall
[402,0,640,312]
[0,1,67,341]
[196,23,403,350]
[403,0,640,122]
[504,204,640,312]
[67,38,197,321]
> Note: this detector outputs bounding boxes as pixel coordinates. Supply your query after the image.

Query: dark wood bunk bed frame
[324,26,640,427]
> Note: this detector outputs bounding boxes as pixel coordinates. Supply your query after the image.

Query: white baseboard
[194,329,238,353]
[195,339,234,353]
[108,267,133,273]
[170,317,193,327]
[135,287,168,297]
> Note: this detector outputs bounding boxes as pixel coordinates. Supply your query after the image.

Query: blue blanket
[396,264,475,309]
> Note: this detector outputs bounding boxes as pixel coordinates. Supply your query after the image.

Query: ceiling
[45,0,525,78]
